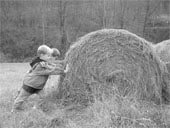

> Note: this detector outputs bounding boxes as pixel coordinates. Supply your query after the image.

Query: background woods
[0,0,169,62]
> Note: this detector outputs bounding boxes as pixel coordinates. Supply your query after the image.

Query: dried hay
[153,39,170,63]
[153,39,170,104]
[49,29,170,128]
[57,29,165,106]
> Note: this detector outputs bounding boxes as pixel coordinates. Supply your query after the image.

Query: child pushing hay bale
[51,29,170,128]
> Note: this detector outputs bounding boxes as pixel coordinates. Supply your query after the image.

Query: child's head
[37,45,52,61]
[51,48,60,59]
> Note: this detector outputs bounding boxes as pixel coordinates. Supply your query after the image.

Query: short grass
[0,63,61,128]
[0,63,170,128]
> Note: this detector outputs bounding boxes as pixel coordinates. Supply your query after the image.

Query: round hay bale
[153,39,170,104]
[153,39,170,63]
[57,29,165,107]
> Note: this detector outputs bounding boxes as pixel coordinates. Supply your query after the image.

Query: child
[12,45,65,112]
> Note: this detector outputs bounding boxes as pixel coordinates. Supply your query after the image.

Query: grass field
[0,63,170,128]
[0,63,62,128]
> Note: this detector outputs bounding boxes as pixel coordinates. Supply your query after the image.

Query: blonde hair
[37,45,52,56]
[51,48,60,57]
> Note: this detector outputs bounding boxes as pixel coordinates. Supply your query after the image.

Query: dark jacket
[30,56,44,67]
[23,58,64,90]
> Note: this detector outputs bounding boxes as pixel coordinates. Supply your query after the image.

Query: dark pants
[13,85,43,110]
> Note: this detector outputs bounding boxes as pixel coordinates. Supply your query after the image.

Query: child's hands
[40,61,47,67]
[26,70,30,73]
[64,64,69,73]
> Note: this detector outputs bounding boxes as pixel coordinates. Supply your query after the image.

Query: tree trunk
[58,0,68,58]
[103,0,106,28]
[119,0,126,29]
[143,0,150,37]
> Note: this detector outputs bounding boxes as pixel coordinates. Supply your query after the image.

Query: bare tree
[102,0,106,28]
[58,0,68,58]
[119,0,127,29]
[41,0,46,44]
[142,0,163,38]
[143,0,150,36]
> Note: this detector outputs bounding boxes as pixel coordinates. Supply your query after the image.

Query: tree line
[0,0,169,62]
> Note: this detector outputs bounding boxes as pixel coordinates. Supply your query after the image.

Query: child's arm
[52,59,69,73]
[53,60,66,66]
[34,63,65,76]
[40,61,64,70]
[47,59,67,72]
[40,61,55,69]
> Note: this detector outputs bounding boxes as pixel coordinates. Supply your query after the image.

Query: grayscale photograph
[0,0,170,128]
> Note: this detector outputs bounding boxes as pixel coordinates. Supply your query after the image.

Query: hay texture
[57,29,165,107]
[153,39,170,63]
[153,39,170,73]
[153,39,170,104]
[48,29,170,128]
